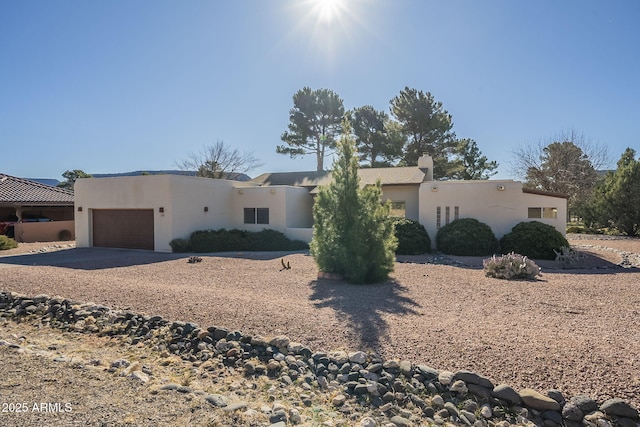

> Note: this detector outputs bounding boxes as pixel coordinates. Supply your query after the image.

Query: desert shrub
[435,218,498,256]
[58,229,73,241]
[566,225,583,234]
[169,238,192,253]
[483,252,541,280]
[0,235,18,250]
[500,221,569,260]
[393,218,431,255]
[188,228,307,253]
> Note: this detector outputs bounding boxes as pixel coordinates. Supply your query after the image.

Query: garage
[92,209,154,250]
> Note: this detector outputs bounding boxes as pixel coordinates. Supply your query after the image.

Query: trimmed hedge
[393,218,431,255]
[435,218,498,256]
[500,221,569,260]
[172,228,308,253]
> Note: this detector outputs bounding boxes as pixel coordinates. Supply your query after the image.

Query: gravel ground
[1,237,639,411]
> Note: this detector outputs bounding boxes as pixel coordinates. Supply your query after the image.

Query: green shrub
[393,218,431,255]
[0,235,18,250]
[499,221,569,260]
[435,218,498,256]
[169,238,192,253]
[483,253,541,280]
[566,225,583,234]
[188,228,307,253]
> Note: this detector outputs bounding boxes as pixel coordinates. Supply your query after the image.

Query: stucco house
[74,155,567,253]
[0,173,75,242]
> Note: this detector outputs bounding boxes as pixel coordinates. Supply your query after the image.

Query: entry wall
[13,220,75,243]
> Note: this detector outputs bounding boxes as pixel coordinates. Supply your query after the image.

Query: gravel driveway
[1,238,639,409]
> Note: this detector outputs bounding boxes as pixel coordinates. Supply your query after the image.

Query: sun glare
[313,0,345,24]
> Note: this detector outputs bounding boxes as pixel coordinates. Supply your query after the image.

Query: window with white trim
[244,208,269,224]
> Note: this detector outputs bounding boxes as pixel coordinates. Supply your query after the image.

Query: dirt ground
[0,236,639,426]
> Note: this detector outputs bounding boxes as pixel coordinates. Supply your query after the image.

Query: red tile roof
[0,173,74,205]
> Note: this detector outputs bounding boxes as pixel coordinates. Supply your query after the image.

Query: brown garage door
[92,209,154,250]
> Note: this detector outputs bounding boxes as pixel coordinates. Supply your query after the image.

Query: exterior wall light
[159,207,164,213]
[497,185,505,191]
[238,189,244,195]
[204,206,209,212]
[431,185,438,192]
[77,206,83,212]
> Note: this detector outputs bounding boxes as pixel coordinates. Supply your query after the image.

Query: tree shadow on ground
[308,278,421,352]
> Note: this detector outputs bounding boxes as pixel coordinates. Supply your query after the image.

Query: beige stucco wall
[75,175,236,252]
[75,176,315,252]
[13,220,75,243]
[229,186,314,238]
[380,185,420,221]
[418,180,567,248]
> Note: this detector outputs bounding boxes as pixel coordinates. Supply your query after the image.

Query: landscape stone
[205,394,228,407]
[332,394,347,406]
[223,402,248,412]
[416,365,439,380]
[454,370,494,389]
[349,351,368,365]
[600,398,639,419]
[438,370,455,385]
[614,418,639,427]
[360,417,377,427]
[570,395,599,413]
[492,384,522,405]
[450,379,468,395]
[519,389,561,411]
[480,404,492,419]
[467,383,491,399]
[389,415,412,426]
[561,401,584,421]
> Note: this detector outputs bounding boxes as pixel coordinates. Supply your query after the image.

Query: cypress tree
[310,121,397,283]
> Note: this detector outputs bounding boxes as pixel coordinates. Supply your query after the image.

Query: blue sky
[1,0,638,180]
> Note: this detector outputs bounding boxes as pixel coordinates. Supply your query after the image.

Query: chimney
[418,154,434,181]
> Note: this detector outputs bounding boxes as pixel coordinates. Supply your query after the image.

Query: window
[528,207,542,219]
[390,201,406,217]
[244,208,270,224]
[257,208,269,224]
[454,206,459,221]
[244,208,255,224]
[528,207,558,219]
[436,206,441,229]
[445,206,450,225]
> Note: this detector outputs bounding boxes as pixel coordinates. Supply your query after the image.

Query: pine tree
[310,121,397,284]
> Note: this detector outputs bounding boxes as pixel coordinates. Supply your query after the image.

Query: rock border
[1,291,638,427]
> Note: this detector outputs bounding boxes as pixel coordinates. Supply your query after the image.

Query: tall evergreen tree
[350,106,403,167]
[449,138,498,180]
[389,87,456,177]
[310,120,397,284]
[585,148,640,236]
[277,87,345,171]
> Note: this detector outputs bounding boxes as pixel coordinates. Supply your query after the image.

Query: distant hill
[27,178,61,187]
[91,170,251,181]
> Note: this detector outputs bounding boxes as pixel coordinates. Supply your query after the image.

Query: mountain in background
[27,178,61,187]
[90,170,252,181]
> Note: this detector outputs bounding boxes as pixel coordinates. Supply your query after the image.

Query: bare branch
[176,141,263,179]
